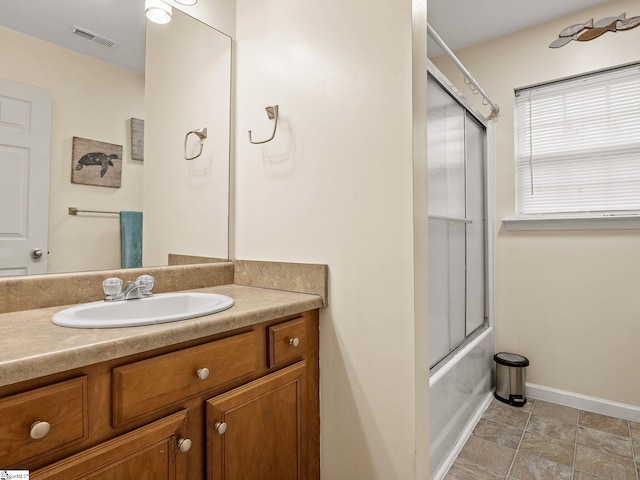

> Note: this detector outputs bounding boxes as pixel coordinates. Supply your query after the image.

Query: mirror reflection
[0,0,231,278]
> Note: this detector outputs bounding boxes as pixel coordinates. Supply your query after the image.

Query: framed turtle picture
[71,137,122,188]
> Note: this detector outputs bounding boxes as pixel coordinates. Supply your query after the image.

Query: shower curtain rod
[427,23,500,119]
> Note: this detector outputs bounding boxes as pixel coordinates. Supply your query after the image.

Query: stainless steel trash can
[494,352,529,407]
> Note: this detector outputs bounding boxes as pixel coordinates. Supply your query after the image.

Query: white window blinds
[515,63,640,217]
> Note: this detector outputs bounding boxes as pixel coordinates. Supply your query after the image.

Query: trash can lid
[494,352,529,367]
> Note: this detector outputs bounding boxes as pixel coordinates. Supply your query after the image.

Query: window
[515,62,640,218]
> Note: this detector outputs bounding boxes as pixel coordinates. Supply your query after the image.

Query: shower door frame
[426,60,495,374]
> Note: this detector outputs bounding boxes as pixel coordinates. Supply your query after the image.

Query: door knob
[289,337,300,347]
[30,248,43,259]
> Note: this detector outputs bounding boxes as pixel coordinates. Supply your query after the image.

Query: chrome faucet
[103,275,154,301]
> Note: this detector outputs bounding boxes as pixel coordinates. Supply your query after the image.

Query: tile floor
[444,397,640,480]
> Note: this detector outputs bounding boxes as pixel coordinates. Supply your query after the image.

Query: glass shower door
[427,74,486,369]
[464,114,486,336]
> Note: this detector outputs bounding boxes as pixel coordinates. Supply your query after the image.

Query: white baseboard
[526,383,640,423]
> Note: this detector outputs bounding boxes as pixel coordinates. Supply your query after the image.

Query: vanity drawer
[0,376,88,467]
[268,317,307,368]
[113,331,259,425]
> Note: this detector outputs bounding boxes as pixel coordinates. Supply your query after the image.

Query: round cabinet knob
[30,421,51,440]
[196,368,210,380]
[289,337,300,348]
[30,249,43,259]
[214,422,228,435]
[177,438,192,453]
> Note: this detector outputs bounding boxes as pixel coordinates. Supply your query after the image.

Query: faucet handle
[136,275,155,294]
[103,277,123,297]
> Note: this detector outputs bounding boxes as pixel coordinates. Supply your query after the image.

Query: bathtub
[429,326,495,479]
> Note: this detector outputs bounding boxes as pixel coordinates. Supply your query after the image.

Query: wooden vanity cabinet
[112,330,260,426]
[0,376,88,468]
[30,410,189,480]
[206,362,308,480]
[1,309,319,480]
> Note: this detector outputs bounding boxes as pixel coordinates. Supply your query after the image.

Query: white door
[0,79,52,276]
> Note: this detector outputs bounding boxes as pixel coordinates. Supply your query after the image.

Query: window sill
[503,216,640,231]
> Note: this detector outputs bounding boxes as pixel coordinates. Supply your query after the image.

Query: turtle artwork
[75,152,119,178]
[71,137,123,188]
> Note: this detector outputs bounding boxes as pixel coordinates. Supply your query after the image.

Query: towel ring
[184,127,208,160]
[248,105,279,144]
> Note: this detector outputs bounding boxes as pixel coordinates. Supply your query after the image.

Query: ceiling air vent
[69,25,120,50]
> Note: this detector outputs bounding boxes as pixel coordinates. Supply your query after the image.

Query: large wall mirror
[0,0,231,278]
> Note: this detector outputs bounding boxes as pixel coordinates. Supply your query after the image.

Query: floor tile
[531,400,578,425]
[525,413,577,443]
[457,435,516,475]
[473,418,523,449]
[518,397,536,413]
[574,444,637,480]
[573,470,610,479]
[508,451,572,480]
[445,399,640,480]
[578,425,633,458]
[518,432,574,466]
[482,400,531,430]
[631,422,640,463]
[444,457,506,480]
[579,410,630,437]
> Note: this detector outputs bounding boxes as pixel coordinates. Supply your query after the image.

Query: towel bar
[69,207,120,216]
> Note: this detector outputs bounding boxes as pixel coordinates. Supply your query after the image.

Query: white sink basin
[52,292,234,329]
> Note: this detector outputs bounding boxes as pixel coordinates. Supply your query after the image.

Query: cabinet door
[31,410,189,480]
[206,362,306,480]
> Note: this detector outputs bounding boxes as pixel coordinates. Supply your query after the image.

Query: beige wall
[234,0,423,478]
[434,0,640,406]
[413,0,431,477]
[0,26,144,274]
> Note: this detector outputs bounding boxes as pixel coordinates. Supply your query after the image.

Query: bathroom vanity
[0,266,324,480]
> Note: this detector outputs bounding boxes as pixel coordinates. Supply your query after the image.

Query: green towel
[120,211,143,268]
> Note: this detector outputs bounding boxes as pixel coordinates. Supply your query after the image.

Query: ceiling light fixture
[145,0,172,24]
[175,0,198,5]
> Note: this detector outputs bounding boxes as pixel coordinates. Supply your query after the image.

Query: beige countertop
[0,284,323,388]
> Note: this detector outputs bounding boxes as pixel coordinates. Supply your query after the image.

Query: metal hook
[184,127,207,160]
[464,77,481,95]
[248,105,279,144]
